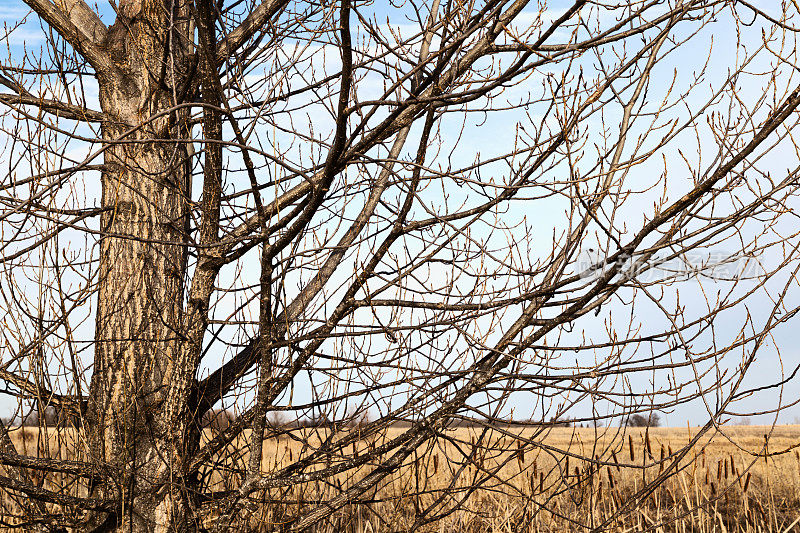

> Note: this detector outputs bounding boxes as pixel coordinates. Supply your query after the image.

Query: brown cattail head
[433,453,439,474]
[629,435,635,462]
[611,450,621,471]
[717,459,723,481]
[743,472,751,493]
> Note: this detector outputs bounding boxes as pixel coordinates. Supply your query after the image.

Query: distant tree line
[3,407,661,430]
[625,413,661,428]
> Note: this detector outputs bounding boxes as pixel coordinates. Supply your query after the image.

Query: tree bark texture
[86,1,196,529]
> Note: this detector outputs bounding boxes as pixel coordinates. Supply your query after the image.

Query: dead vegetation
[1,425,798,532]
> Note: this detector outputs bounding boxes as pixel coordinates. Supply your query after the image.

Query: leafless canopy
[1,0,800,530]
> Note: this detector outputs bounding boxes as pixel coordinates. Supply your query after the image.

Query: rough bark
[85,0,196,530]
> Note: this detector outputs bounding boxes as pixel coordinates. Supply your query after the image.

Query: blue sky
[0,0,799,427]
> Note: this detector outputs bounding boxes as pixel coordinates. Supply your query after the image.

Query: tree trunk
[85,1,197,530]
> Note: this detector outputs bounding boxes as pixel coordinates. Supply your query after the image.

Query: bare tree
[1,0,800,530]
[626,413,661,428]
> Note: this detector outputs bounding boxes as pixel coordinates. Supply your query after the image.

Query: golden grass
[2,425,800,531]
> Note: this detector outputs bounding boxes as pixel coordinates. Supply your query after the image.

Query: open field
[2,425,799,531]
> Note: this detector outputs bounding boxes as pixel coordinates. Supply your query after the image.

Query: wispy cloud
[0,6,32,21]
[3,27,47,47]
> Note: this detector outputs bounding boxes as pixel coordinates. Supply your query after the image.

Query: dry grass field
[2,424,799,532]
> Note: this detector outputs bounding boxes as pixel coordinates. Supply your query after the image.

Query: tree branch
[192,0,565,412]
[0,368,85,416]
[0,93,104,123]
[0,472,114,510]
[0,451,112,480]
[22,0,111,73]
[216,0,290,64]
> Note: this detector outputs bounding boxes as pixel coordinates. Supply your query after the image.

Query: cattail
[574,466,580,480]
[724,458,729,479]
[529,473,536,494]
[659,445,665,472]
[754,495,767,520]
[717,459,722,481]
[645,432,653,459]
[743,472,751,493]
[704,469,709,485]
[608,469,615,489]
[629,435,635,461]
[532,459,537,476]
[565,455,570,477]
[668,444,673,457]
[710,482,716,496]
[433,453,439,474]
[517,441,525,469]
[539,472,544,493]
[289,447,293,462]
